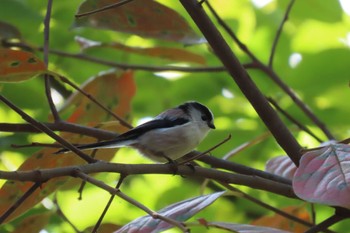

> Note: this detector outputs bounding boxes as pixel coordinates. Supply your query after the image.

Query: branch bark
[180,0,302,165]
[0,162,296,199]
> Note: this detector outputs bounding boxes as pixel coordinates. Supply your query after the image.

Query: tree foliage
[0,0,350,232]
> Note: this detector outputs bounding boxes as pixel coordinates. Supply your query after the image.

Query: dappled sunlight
[288,52,302,68]
[1,0,350,232]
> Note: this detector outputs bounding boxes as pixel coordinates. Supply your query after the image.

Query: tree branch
[43,0,60,122]
[0,162,296,199]
[73,170,189,232]
[268,0,296,67]
[56,75,133,129]
[0,182,41,224]
[267,97,323,142]
[204,1,334,141]
[0,94,96,163]
[0,122,118,140]
[2,41,228,73]
[75,0,135,18]
[180,0,302,165]
[304,213,347,233]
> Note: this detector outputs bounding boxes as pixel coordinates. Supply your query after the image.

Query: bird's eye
[201,115,208,121]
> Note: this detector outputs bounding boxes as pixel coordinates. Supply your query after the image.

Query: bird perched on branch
[55,101,215,163]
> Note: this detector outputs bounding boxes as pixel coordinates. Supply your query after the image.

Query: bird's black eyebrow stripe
[179,102,213,121]
[118,118,189,140]
[192,102,213,120]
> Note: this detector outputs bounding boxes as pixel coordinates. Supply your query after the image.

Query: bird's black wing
[54,117,189,154]
[118,117,189,140]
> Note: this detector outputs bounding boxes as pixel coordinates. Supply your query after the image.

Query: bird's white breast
[135,121,210,162]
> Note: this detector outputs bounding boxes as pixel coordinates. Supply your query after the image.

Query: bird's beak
[208,122,216,129]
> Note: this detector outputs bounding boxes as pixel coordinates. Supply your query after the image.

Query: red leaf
[203,222,291,233]
[293,144,350,209]
[265,156,296,180]
[74,0,204,44]
[115,191,225,233]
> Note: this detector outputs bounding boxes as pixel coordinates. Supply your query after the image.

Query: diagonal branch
[0,182,41,224]
[0,122,118,140]
[267,97,323,142]
[180,0,302,165]
[43,0,60,122]
[75,0,135,18]
[0,94,96,163]
[73,170,189,232]
[56,75,133,129]
[269,0,296,67]
[205,1,334,141]
[205,1,259,62]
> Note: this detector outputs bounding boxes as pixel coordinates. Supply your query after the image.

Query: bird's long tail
[54,139,134,154]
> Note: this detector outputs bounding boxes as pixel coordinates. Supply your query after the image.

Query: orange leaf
[251,205,311,233]
[76,36,206,65]
[74,0,203,44]
[12,212,52,233]
[60,70,135,127]
[0,49,46,82]
[0,70,136,223]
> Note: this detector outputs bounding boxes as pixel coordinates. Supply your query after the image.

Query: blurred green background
[0,0,349,232]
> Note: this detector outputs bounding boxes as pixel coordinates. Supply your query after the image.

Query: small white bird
[56,101,215,162]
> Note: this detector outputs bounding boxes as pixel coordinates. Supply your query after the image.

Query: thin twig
[180,0,302,166]
[0,182,41,224]
[48,48,227,72]
[259,66,334,140]
[43,0,60,122]
[2,41,228,73]
[178,134,231,165]
[73,170,188,232]
[205,1,259,62]
[267,97,323,142]
[54,197,83,233]
[75,0,135,18]
[0,122,118,140]
[268,0,296,68]
[222,131,271,160]
[56,75,133,129]
[304,214,347,233]
[0,94,96,163]
[11,142,62,149]
[198,154,292,185]
[92,174,126,233]
[204,1,334,141]
[220,184,340,233]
